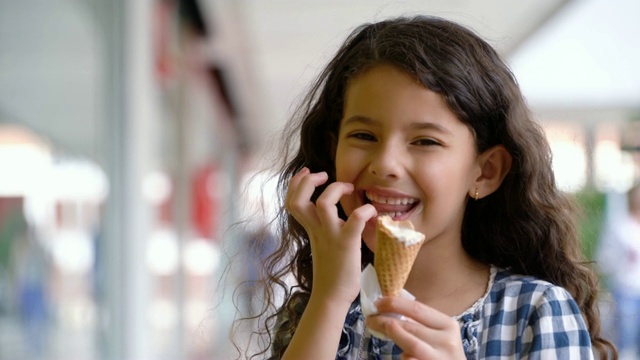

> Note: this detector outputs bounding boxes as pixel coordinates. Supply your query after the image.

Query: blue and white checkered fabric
[336,267,594,360]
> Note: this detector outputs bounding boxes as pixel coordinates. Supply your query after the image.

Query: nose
[368,142,403,179]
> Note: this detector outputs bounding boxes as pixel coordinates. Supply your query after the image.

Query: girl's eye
[349,132,376,141]
[413,138,439,146]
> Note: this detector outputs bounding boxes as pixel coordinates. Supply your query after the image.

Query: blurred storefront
[0,0,253,359]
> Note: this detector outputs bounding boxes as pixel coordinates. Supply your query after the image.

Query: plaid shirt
[336,267,594,359]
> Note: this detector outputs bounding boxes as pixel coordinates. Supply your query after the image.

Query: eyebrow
[409,122,453,135]
[342,115,454,135]
[341,116,376,127]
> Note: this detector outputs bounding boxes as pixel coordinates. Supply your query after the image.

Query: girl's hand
[286,168,377,305]
[365,297,466,360]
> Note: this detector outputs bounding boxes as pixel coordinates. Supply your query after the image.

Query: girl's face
[336,65,481,252]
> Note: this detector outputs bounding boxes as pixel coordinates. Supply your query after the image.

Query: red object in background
[0,197,23,222]
[153,0,175,84]
[156,164,220,241]
[191,164,218,240]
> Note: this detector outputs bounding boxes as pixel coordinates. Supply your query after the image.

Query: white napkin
[360,264,415,340]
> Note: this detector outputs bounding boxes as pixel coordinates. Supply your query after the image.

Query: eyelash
[412,138,440,146]
[348,132,376,141]
[347,132,440,146]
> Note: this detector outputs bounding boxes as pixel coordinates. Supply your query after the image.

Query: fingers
[342,203,377,238]
[374,297,453,330]
[381,317,434,357]
[366,315,437,352]
[315,181,354,228]
[367,315,454,360]
[366,298,465,359]
[286,167,310,199]
[400,355,419,360]
[286,168,328,226]
[287,168,375,231]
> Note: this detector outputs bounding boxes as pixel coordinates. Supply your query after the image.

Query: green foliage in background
[0,209,26,269]
[573,187,606,261]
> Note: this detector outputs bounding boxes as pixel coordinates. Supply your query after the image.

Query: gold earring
[474,188,479,201]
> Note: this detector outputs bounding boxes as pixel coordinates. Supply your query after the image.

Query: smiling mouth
[363,191,419,219]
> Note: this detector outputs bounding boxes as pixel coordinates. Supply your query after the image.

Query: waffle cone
[374,217,425,297]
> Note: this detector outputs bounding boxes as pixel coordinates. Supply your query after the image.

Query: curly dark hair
[236,15,616,359]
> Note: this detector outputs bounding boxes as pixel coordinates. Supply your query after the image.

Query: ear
[470,145,512,200]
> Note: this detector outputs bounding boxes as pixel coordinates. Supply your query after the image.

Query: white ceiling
[510,0,640,111]
[5,0,639,162]
[0,0,101,159]
[209,0,572,151]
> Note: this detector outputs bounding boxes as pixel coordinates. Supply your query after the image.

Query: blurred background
[0,0,638,359]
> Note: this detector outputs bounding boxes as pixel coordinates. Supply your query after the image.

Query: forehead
[342,65,462,127]
[345,65,422,98]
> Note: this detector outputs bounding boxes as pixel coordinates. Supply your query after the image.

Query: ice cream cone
[374,216,425,297]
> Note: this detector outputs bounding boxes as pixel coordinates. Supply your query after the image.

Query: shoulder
[490,268,576,305]
[480,268,593,357]
[486,268,587,329]
[485,269,586,331]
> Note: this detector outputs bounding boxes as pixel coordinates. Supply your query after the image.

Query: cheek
[335,149,360,216]
[339,191,360,221]
[419,160,470,193]
[334,152,351,182]
[334,141,362,182]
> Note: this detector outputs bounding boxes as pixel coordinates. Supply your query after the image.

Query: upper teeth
[365,191,417,205]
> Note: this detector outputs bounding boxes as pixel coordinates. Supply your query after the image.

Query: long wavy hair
[237,15,616,359]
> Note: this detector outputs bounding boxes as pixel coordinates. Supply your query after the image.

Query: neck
[403,238,489,317]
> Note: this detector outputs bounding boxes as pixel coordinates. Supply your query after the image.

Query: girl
[243,15,616,359]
